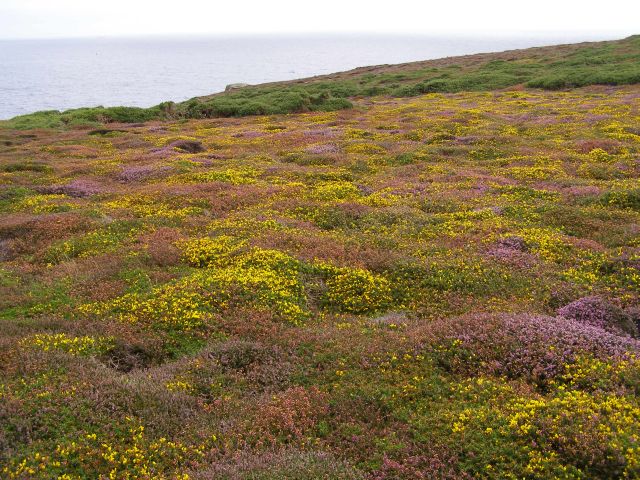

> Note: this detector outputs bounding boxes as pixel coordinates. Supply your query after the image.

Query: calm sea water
[0,34,612,119]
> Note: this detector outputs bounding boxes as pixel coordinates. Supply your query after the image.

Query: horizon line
[0,30,635,42]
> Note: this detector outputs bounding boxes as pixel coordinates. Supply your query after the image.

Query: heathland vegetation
[1,36,640,478]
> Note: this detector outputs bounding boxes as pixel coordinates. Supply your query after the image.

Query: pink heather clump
[499,113,537,123]
[233,131,264,138]
[496,236,528,252]
[531,116,564,126]
[43,179,103,197]
[485,247,535,269]
[584,114,612,125]
[117,164,172,183]
[500,314,639,380]
[435,313,640,384]
[189,449,360,480]
[557,295,636,336]
[167,140,205,153]
[564,185,601,197]
[302,128,338,138]
[452,135,479,145]
[147,126,168,133]
[148,147,177,159]
[485,235,534,266]
[371,452,471,480]
[305,143,340,155]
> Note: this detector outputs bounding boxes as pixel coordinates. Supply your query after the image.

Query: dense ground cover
[2,43,640,478]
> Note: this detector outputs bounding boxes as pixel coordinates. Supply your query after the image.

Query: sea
[0,33,616,120]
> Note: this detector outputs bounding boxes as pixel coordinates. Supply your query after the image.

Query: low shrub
[600,188,640,211]
[1,106,162,129]
[323,267,393,315]
[1,161,52,173]
[168,139,205,153]
[430,313,640,387]
[250,386,329,445]
[190,449,364,480]
[557,295,637,336]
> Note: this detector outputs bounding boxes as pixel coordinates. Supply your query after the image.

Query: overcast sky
[0,0,637,40]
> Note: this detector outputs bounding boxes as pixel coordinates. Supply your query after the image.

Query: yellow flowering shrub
[506,390,640,477]
[501,227,570,263]
[356,189,402,207]
[165,378,195,393]
[79,284,217,332]
[344,128,380,140]
[587,147,613,162]
[555,354,639,392]
[424,208,503,240]
[13,194,75,214]
[170,167,261,185]
[323,266,393,314]
[505,164,564,181]
[312,181,361,201]
[104,195,202,219]
[44,223,141,263]
[563,251,640,293]
[2,421,208,480]
[143,134,198,147]
[208,217,289,238]
[19,333,114,356]
[178,235,245,268]
[80,247,308,328]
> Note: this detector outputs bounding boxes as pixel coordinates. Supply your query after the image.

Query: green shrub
[0,187,35,213]
[1,110,65,129]
[389,153,414,165]
[182,88,353,118]
[1,161,52,173]
[311,97,353,111]
[1,106,162,130]
[600,189,640,211]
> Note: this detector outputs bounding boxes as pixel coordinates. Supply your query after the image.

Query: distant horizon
[0,31,634,42]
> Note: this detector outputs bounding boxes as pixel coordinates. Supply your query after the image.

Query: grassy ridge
[2,35,639,129]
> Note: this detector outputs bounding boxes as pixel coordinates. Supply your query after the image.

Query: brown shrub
[140,227,184,267]
[253,229,397,271]
[214,307,284,340]
[249,386,329,446]
[1,213,93,257]
[169,140,205,153]
[575,138,622,154]
[188,448,364,480]
[46,144,101,158]
[101,337,167,372]
[204,340,293,391]
[53,252,127,301]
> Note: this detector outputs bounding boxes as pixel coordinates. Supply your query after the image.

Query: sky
[0,0,638,40]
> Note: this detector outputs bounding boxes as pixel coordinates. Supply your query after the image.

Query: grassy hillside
[2,37,640,479]
[3,35,640,129]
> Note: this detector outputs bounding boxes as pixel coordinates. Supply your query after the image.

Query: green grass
[2,105,163,130]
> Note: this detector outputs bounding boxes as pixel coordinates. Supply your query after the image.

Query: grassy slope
[2,35,640,129]
[1,37,640,479]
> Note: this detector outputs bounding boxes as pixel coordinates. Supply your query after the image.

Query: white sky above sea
[0,0,637,39]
